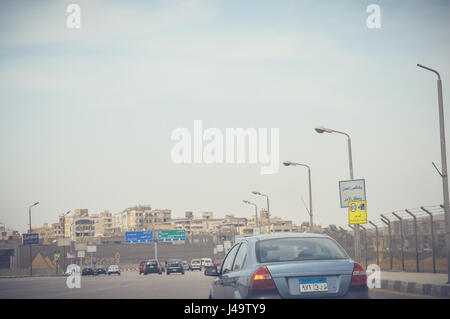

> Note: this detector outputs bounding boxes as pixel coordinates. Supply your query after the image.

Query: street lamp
[0,222,4,239]
[60,210,71,238]
[283,161,313,233]
[29,202,39,276]
[417,63,450,283]
[252,191,270,234]
[243,200,258,231]
[315,126,361,262]
[59,210,71,274]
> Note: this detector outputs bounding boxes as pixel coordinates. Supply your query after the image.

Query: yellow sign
[348,200,367,224]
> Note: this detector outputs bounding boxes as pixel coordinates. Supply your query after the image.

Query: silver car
[204,233,369,299]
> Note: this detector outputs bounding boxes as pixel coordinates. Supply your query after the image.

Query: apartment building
[173,211,225,234]
[113,206,172,232]
[0,227,20,241]
[96,210,115,237]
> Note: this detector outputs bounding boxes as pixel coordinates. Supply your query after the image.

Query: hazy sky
[1,0,449,233]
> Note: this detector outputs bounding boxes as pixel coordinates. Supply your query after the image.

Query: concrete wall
[5,234,224,273]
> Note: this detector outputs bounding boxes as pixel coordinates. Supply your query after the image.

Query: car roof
[244,232,330,243]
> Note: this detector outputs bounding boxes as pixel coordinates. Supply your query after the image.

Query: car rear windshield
[256,237,348,263]
[147,261,157,265]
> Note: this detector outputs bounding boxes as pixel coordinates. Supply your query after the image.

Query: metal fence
[324,205,448,273]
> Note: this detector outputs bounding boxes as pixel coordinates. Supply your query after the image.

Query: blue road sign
[125,231,153,243]
[23,233,39,245]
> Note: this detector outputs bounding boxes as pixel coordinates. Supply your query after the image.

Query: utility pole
[315,127,360,262]
[417,64,450,283]
[28,202,39,276]
[153,212,157,260]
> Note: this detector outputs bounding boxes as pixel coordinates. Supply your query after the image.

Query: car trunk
[266,259,354,298]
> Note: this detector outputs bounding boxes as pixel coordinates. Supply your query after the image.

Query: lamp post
[28,202,39,276]
[315,126,361,262]
[60,210,71,273]
[60,210,71,238]
[252,191,270,234]
[283,161,313,232]
[243,200,258,233]
[417,64,450,283]
[0,222,4,240]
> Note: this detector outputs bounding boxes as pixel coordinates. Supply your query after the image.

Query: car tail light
[249,266,276,291]
[350,262,367,287]
[157,264,160,269]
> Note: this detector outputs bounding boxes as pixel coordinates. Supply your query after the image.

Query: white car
[190,259,202,271]
[201,258,213,268]
[107,265,121,275]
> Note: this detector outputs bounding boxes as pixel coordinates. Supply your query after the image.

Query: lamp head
[30,202,39,208]
[314,126,333,134]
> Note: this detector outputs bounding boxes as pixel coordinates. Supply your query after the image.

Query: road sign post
[77,250,85,268]
[57,238,70,273]
[340,179,366,262]
[23,233,39,276]
[53,250,60,274]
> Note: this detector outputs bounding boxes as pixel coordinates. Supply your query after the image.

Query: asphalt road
[0,271,437,299]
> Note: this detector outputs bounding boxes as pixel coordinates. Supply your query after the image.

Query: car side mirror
[204,266,219,276]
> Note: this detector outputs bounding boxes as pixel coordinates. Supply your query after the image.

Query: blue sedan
[204,233,369,299]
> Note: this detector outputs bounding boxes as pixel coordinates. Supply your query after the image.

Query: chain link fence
[324,205,448,273]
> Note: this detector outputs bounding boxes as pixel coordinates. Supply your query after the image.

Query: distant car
[166,259,185,275]
[201,257,213,268]
[181,260,190,271]
[204,233,369,299]
[139,261,146,275]
[190,259,202,271]
[107,265,121,275]
[144,259,163,275]
[82,267,95,276]
[213,260,222,268]
[94,266,107,275]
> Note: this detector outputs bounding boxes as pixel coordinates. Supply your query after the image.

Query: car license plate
[299,278,328,292]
